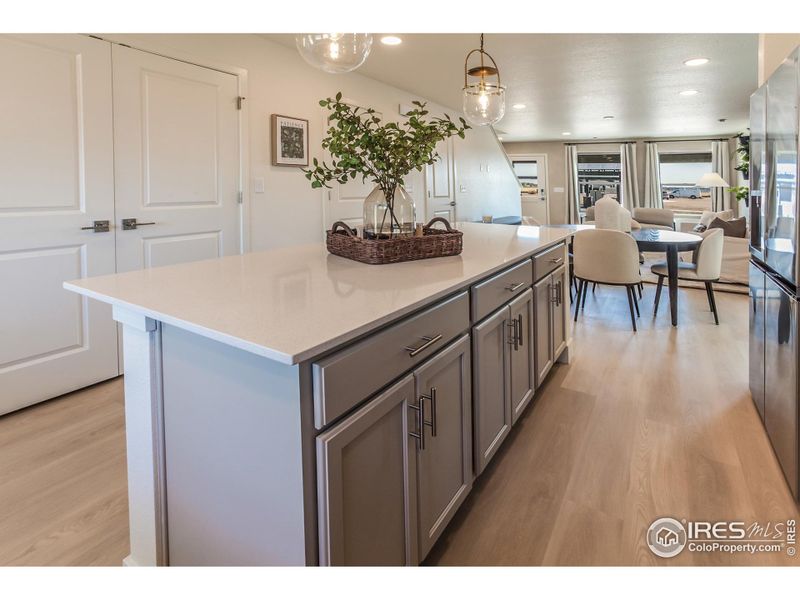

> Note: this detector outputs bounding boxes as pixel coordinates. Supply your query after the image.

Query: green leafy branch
[304,92,470,211]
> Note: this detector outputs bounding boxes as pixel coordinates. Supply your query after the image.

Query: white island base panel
[117,305,316,566]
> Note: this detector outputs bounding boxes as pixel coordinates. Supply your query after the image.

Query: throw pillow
[699,209,735,227]
[708,216,747,238]
[692,223,707,233]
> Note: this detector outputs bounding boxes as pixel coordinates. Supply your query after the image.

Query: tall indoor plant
[305,92,470,238]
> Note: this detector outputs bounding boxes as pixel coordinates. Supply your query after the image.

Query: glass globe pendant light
[295,34,373,74]
[462,34,506,126]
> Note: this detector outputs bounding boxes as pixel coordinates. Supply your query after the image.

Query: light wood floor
[1,285,797,566]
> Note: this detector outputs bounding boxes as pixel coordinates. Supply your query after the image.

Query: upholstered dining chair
[573,229,643,331]
[651,228,724,324]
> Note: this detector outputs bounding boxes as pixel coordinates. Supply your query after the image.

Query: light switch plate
[553,186,565,193]
[254,178,265,194]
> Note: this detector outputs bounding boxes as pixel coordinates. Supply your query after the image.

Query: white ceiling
[267,33,758,142]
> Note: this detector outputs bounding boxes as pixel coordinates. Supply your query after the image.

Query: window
[511,160,539,196]
[577,153,620,208]
[659,152,713,212]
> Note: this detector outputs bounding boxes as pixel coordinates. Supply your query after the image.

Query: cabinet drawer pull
[420,387,437,437]
[505,282,526,292]
[408,398,425,450]
[404,334,442,357]
[550,257,564,265]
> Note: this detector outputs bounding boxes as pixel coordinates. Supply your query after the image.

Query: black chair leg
[625,286,637,332]
[706,281,719,325]
[654,275,664,316]
[592,282,597,293]
[638,282,643,299]
[574,279,586,322]
[631,285,641,317]
[582,280,589,309]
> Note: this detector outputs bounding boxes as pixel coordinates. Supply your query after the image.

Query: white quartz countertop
[65,223,577,365]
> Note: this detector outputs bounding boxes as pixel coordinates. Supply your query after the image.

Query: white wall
[758,33,800,85]
[102,34,519,251]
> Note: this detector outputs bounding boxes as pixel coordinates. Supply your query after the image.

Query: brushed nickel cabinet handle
[408,398,425,450]
[550,257,564,264]
[405,334,442,357]
[420,387,437,437]
[505,282,525,292]
[517,314,523,347]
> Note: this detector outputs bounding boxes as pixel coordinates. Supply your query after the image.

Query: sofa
[679,210,749,285]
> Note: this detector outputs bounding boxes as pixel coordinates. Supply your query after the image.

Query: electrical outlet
[253,178,265,194]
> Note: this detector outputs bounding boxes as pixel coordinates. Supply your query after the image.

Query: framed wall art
[271,114,309,167]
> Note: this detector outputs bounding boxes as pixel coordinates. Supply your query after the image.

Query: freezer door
[749,261,766,421]
[763,49,799,286]
[749,86,767,258]
[763,273,799,498]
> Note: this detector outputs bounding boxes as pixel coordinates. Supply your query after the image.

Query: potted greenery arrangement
[304,92,470,239]
[729,132,750,207]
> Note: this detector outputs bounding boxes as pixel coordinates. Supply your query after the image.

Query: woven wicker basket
[326,217,463,265]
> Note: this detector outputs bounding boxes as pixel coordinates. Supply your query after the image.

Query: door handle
[80,220,110,233]
[516,315,523,347]
[507,320,518,350]
[404,334,443,357]
[122,218,157,231]
[449,201,456,207]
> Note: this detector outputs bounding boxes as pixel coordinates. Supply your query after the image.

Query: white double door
[0,35,241,415]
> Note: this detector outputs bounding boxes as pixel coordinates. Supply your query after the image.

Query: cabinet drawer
[533,243,566,282]
[312,292,469,429]
[470,260,533,322]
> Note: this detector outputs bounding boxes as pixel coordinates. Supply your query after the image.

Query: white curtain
[643,142,663,209]
[619,142,640,210]
[565,145,580,224]
[711,140,733,214]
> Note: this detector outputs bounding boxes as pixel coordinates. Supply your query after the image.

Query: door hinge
[238,191,243,204]
[237,96,246,110]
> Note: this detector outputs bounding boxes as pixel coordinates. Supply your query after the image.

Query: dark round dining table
[630,228,702,326]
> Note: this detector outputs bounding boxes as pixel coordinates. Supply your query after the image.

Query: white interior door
[425,139,456,222]
[0,34,119,415]
[512,154,550,225]
[112,45,241,273]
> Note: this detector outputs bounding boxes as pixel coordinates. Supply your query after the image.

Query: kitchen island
[65,222,577,566]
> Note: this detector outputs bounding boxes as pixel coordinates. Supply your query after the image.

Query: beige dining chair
[573,229,643,331]
[651,228,724,324]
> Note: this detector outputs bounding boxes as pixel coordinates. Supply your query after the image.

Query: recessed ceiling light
[498,136,504,140]
[603,115,614,120]
[380,35,402,46]
[684,57,709,66]
[562,132,571,136]
[512,103,526,110]
[679,89,699,96]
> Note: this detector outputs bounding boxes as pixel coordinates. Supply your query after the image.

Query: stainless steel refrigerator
[749,47,800,499]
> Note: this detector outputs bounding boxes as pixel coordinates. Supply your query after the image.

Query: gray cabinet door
[316,375,418,565]
[509,288,535,424]
[472,305,511,475]
[533,274,554,387]
[551,265,568,361]
[414,334,472,560]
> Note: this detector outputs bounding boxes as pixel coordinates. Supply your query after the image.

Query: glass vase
[362,186,416,239]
